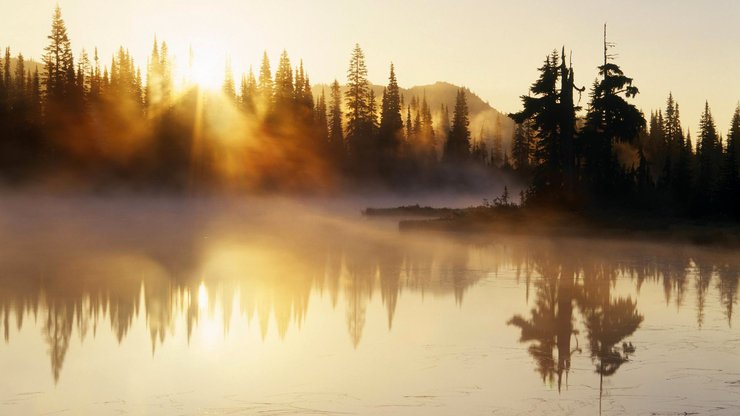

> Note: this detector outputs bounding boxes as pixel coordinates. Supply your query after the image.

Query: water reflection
[0,200,738,399]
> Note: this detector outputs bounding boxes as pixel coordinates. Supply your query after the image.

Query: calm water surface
[0,196,738,415]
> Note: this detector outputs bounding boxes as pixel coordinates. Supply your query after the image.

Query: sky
[2,0,740,135]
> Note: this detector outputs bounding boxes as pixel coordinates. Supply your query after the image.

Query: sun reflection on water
[197,282,209,312]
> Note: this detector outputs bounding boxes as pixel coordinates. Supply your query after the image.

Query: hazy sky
[3,0,740,134]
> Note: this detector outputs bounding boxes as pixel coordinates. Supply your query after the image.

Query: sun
[179,43,226,91]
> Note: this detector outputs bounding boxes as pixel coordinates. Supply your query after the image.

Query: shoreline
[364,205,740,247]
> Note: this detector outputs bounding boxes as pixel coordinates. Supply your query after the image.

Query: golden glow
[179,44,225,91]
[198,282,209,311]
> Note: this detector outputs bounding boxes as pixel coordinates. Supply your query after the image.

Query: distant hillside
[5,57,43,75]
[313,81,515,150]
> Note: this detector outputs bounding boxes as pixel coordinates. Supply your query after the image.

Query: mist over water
[1,1,739,414]
[0,194,738,415]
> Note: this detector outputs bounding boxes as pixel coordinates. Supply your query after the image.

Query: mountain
[5,57,43,75]
[313,81,515,150]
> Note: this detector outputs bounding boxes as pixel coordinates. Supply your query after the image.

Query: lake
[0,196,738,415]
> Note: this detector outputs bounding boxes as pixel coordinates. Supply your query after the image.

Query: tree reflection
[43,303,73,383]
[718,263,739,327]
[582,297,642,377]
[0,219,736,385]
[508,258,580,390]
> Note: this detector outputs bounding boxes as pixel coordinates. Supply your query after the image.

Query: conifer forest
[1,8,737,219]
[1,4,739,416]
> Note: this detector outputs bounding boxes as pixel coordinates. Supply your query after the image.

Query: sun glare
[198,282,209,311]
[179,44,226,91]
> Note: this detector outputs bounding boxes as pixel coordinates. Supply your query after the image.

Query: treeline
[1,9,737,219]
[508,28,739,219]
[2,217,736,381]
[0,7,507,193]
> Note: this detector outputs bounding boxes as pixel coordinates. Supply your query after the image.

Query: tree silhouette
[379,63,403,157]
[719,106,740,217]
[258,51,273,113]
[222,58,236,101]
[42,6,75,102]
[510,51,563,201]
[0,8,739,208]
[328,79,344,164]
[239,66,257,114]
[345,44,373,153]
[443,88,471,162]
[273,50,294,111]
[511,120,534,173]
[696,101,721,211]
[581,28,644,197]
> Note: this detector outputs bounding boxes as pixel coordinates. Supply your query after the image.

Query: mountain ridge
[313,81,515,148]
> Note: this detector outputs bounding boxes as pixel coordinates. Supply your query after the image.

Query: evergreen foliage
[0,8,737,220]
[443,88,471,162]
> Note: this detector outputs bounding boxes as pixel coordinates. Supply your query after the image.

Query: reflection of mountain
[0,204,738,385]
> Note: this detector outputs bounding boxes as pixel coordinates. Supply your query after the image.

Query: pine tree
[146,40,172,113]
[315,89,329,142]
[420,93,435,150]
[443,88,471,162]
[405,105,413,142]
[76,49,91,98]
[727,106,740,170]
[510,51,562,198]
[293,61,314,122]
[42,6,75,101]
[0,51,5,106]
[301,73,313,109]
[158,42,172,104]
[102,66,109,91]
[222,57,236,101]
[145,38,159,108]
[718,105,740,216]
[258,51,273,111]
[558,48,580,193]
[239,73,248,108]
[581,31,644,196]
[511,120,533,172]
[273,50,294,110]
[328,80,344,155]
[345,44,372,144]
[240,67,257,113]
[658,94,691,202]
[438,104,450,144]
[294,65,304,102]
[378,63,403,153]
[368,88,378,136]
[646,110,664,183]
[648,109,665,154]
[29,68,41,117]
[4,48,12,96]
[729,105,740,172]
[664,94,682,148]
[14,52,26,99]
[89,48,101,100]
[413,105,421,137]
[696,101,721,207]
[134,67,143,106]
